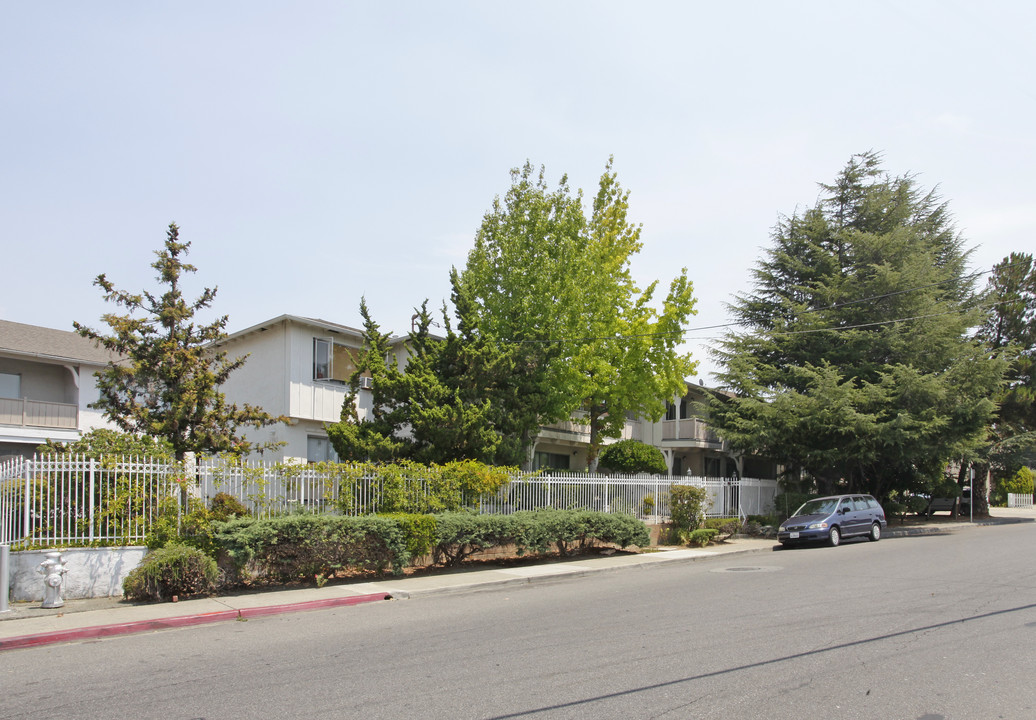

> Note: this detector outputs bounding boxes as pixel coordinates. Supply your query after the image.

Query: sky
[3,1,1034,382]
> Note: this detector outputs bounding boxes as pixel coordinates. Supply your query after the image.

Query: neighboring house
[535,382,778,479]
[0,319,119,459]
[2,314,778,480]
[215,314,777,478]
[214,315,407,463]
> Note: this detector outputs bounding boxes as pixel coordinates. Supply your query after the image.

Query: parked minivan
[777,494,887,548]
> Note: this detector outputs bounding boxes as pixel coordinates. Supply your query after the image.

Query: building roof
[0,319,118,365]
[217,314,406,345]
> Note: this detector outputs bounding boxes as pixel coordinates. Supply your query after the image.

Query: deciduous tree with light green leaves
[458,158,698,471]
[709,152,1005,504]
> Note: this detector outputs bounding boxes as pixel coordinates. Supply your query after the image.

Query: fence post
[88,457,96,543]
[23,459,32,546]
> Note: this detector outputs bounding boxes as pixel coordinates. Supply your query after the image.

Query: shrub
[214,514,410,583]
[209,492,250,522]
[383,512,437,559]
[669,485,710,532]
[685,528,719,547]
[642,494,656,516]
[336,460,515,515]
[773,492,815,523]
[704,517,741,535]
[431,512,516,566]
[145,495,217,555]
[598,440,668,475]
[123,543,217,602]
[992,467,1034,506]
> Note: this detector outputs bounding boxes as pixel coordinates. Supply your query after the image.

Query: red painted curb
[0,592,392,652]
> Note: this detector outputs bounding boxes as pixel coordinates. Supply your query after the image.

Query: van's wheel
[828,526,841,547]
[869,523,881,542]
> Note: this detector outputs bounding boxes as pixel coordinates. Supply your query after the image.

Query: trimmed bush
[431,512,516,566]
[123,543,217,601]
[511,510,650,557]
[214,514,410,583]
[598,440,668,475]
[383,512,438,559]
[704,517,741,535]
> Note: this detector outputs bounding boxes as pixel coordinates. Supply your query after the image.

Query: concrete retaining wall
[7,547,147,602]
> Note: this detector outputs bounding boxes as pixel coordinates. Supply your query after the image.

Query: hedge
[212,510,651,584]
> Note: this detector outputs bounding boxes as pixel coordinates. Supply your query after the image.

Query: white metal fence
[0,455,779,548]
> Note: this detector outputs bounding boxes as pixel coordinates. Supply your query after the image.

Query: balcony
[541,415,642,442]
[662,417,720,444]
[0,398,78,430]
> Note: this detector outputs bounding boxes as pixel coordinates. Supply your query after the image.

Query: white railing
[483,474,777,520]
[1007,493,1034,508]
[0,455,779,548]
[0,455,174,548]
[0,397,78,429]
[661,417,719,443]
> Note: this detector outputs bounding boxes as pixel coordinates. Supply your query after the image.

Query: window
[0,373,19,399]
[307,436,338,464]
[534,451,570,471]
[313,338,361,384]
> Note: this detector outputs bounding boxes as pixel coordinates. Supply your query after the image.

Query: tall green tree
[74,223,284,461]
[709,152,1005,503]
[978,252,1036,475]
[458,158,698,470]
[325,298,505,464]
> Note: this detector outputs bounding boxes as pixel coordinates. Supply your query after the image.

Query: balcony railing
[541,416,642,442]
[662,417,720,444]
[0,397,78,429]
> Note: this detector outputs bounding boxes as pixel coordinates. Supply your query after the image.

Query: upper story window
[0,373,20,399]
[313,338,362,385]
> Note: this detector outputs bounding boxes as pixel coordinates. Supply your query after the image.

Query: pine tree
[74,223,284,461]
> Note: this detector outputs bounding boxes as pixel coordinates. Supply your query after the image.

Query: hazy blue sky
[3,1,1033,380]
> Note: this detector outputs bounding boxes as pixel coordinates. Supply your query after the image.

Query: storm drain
[710,566,780,573]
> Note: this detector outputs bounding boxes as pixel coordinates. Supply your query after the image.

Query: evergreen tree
[710,153,1005,502]
[74,223,284,461]
[978,252,1036,475]
[325,299,504,464]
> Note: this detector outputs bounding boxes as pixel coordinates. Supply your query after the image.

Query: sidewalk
[2,508,1033,651]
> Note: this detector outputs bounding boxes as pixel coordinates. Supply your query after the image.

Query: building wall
[217,318,377,463]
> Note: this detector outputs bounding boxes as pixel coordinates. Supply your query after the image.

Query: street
[3,524,1035,719]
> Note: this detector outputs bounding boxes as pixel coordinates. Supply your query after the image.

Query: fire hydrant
[37,552,68,609]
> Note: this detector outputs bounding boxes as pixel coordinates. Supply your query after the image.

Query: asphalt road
[3,525,1035,719]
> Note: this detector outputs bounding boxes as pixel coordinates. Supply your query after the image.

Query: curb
[0,592,392,652]
[885,515,1034,538]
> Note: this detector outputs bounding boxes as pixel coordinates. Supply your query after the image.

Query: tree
[709,152,1006,504]
[598,439,668,475]
[39,429,173,458]
[457,158,698,470]
[325,298,505,464]
[978,252,1036,476]
[74,223,284,461]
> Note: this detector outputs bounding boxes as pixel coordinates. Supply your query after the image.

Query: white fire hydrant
[37,552,68,609]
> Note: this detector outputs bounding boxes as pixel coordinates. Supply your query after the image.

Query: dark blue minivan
[778,494,887,548]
